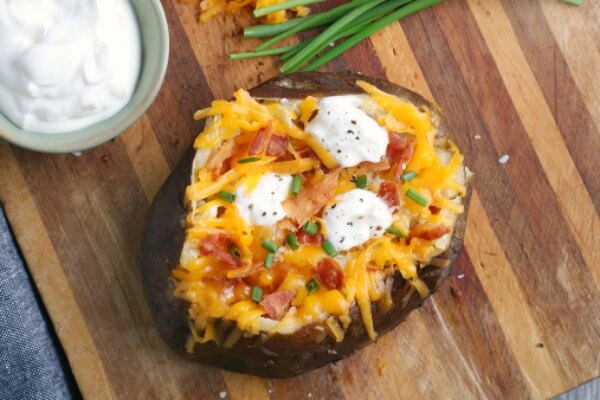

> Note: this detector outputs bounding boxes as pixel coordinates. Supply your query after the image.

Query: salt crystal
[498,154,510,164]
[457,274,465,279]
[219,391,227,399]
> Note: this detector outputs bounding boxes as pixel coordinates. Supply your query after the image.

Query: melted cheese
[175,80,469,347]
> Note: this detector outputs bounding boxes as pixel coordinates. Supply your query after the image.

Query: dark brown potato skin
[140,72,471,378]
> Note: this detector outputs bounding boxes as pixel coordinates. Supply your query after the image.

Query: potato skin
[140,72,471,378]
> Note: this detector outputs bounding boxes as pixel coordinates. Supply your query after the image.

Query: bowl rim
[0,0,170,154]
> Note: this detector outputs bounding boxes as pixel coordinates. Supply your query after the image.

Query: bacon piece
[248,123,273,156]
[429,205,441,214]
[378,181,399,209]
[410,224,451,241]
[355,158,390,175]
[217,158,232,176]
[387,132,416,179]
[198,233,243,267]
[262,290,295,320]
[314,258,345,290]
[207,139,235,173]
[297,147,319,160]
[283,168,341,225]
[265,135,290,158]
[296,230,324,245]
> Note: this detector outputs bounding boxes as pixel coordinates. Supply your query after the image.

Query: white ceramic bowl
[0,0,169,153]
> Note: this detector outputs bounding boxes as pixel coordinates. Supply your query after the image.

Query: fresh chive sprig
[253,0,325,18]
[256,0,375,51]
[280,0,388,73]
[234,0,444,73]
[302,0,442,72]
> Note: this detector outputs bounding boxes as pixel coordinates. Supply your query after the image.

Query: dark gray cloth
[0,206,73,400]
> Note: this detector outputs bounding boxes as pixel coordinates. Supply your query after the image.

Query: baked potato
[140,72,471,378]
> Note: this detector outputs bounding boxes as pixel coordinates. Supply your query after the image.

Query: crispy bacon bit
[410,224,451,241]
[198,233,243,267]
[296,230,324,245]
[297,147,319,160]
[283,168,341,225]
[355,158,391,175]
[248,123,273,156]
[207,140,235,172]
[387,132,416,179]
[429,205,441,214]
[378,181,399,209]
[262,291,295,320]
[217,158,232,176]
[314,258,345,290]
[265,135,290,158]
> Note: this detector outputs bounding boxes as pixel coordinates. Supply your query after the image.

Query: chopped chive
[264,252,275,269]
[238,156,261,164]
[303,220,319,235]
[401,170,417,182]
[406,188,428,207]
[251,286,263,303]
[253,0,325,18]
[291,175,302,195]
[322,240,338,257]
[306,278,320,295]
[218,191,236,202]
[386,226,407,238]
[262,238,278,253]
[287,232,299,250]
[559,0,582,4]
[229,243,242,259]
[355,175,368,189]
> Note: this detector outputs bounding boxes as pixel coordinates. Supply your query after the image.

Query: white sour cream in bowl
[0,0,141,134]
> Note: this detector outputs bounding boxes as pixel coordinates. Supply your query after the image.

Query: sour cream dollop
[0,0,141,133]
[305,96,388,168]
[235,173,292,226]
[323,189,393,251]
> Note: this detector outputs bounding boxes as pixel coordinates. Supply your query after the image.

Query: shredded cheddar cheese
[184,0,310,23]
[174,81,469,350]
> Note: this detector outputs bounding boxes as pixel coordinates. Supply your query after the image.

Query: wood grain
[0,0,598,399]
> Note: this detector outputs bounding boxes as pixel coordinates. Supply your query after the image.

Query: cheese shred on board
[181,0,310,23]
[174,80,469,350]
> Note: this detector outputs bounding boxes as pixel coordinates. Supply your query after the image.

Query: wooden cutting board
[1,1,598,399]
